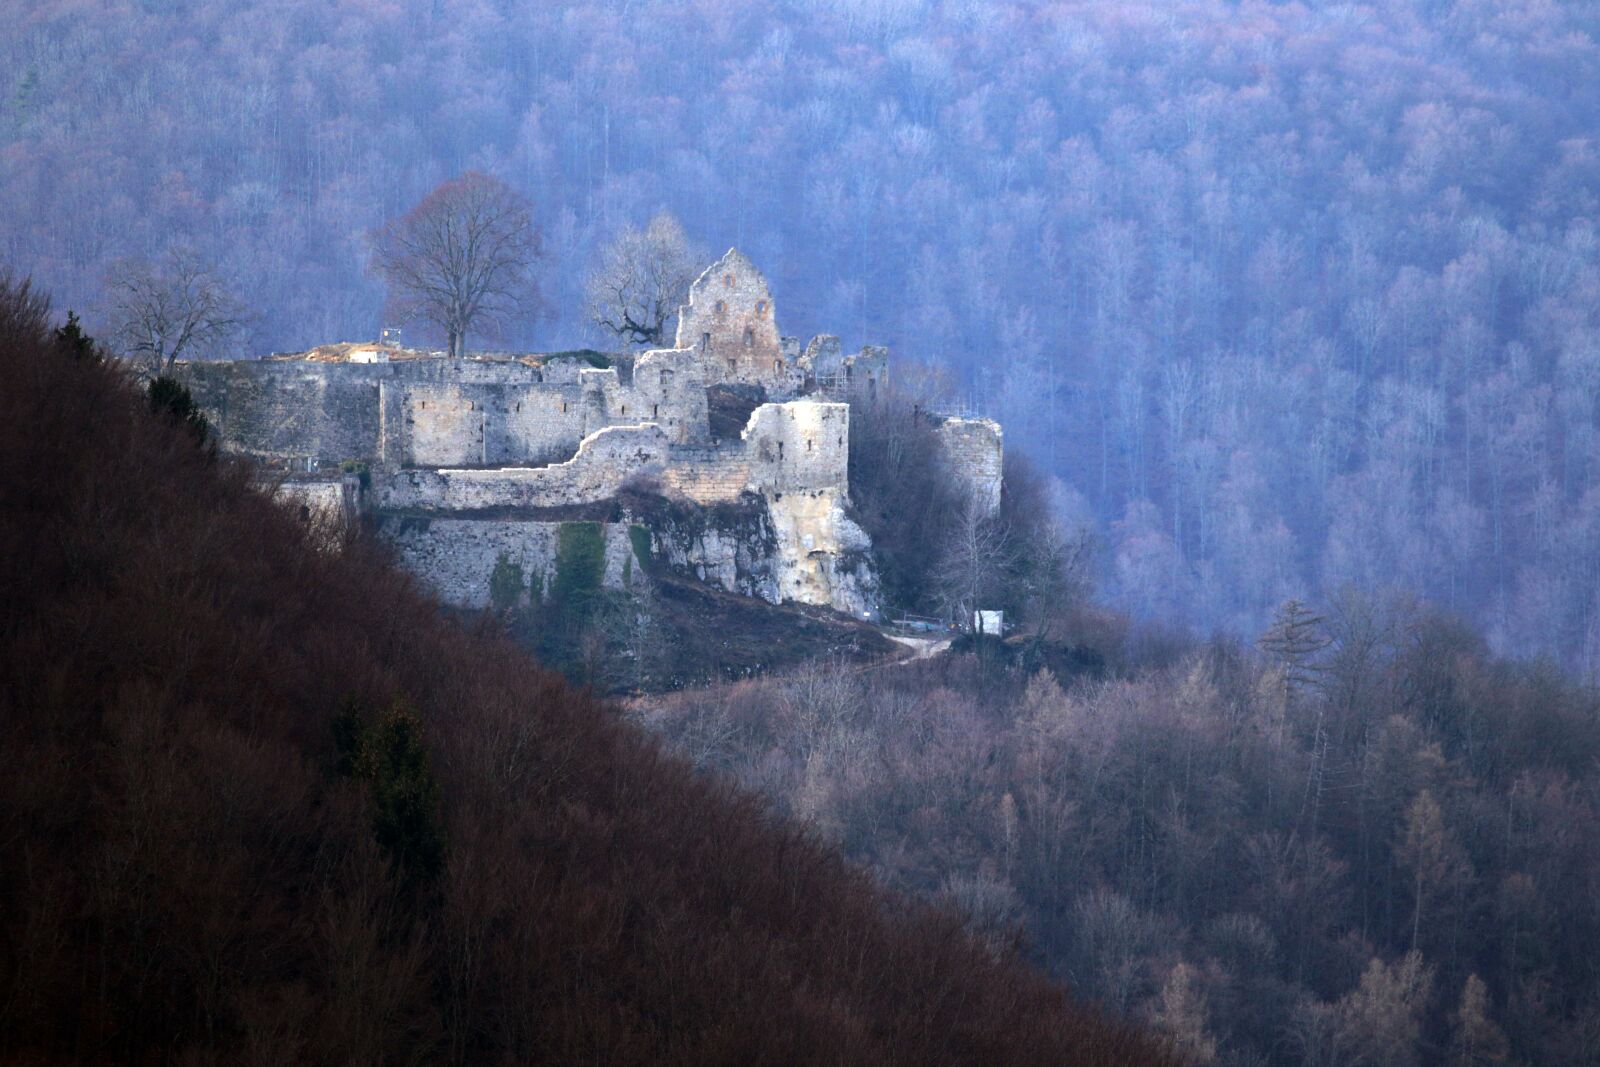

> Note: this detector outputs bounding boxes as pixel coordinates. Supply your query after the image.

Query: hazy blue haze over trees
[639,601,1600,1065]
[5,0,1600,666]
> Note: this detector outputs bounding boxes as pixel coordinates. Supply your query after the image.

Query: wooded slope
[0,284,1173,1065]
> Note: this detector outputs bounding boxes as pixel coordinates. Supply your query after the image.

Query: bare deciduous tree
[1450,974,1509,1066]
[1150,963,1218,1065]
[371,172,541,359]
[1397,788,1471,951]
[104,248,246,374]
[584,211,704,348]
[1334,951,1434,1067]
[937,494,1012,629]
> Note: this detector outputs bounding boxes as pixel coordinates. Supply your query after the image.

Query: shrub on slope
[0,281,1175,1065]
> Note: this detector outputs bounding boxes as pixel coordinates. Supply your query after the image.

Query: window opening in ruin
[561,401,567,413]
[743,327,754,347]
[807,439,813,452]
[701,332,711,350]
[714,300,727,314]
[755,300,767,316]
[778,441,784,460]
[723,273,734,287]
[298,505,310,522]
[652,403,658,417]
[620,404,627,415]
[516,402,522,412]
[774,359,781,373]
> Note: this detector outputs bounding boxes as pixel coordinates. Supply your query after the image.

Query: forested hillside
[639,603,1600,1065]
[0,281,1171,1064]
[6,1,1600,659]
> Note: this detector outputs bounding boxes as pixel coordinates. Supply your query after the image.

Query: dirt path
[884,633,953,661]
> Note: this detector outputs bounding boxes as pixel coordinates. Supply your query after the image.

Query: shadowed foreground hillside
[0,282,1174,1065]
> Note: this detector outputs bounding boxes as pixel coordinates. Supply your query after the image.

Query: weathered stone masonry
[175,252,886,616]
[177,249,997,620]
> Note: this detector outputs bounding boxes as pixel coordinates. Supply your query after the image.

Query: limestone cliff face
[763,489,877,618]
[630,488,878,619]
[640,495,780,603]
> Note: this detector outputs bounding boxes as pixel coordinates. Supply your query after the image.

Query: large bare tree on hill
[371,172,541,358]
[104,248,246,375]
[585,211,704,348]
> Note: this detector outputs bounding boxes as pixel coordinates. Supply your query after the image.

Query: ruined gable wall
[673,249,794,392]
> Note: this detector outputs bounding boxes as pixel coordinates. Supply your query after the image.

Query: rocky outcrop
[627,488,877,619]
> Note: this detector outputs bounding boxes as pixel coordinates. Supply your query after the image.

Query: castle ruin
[177,251,1001,619]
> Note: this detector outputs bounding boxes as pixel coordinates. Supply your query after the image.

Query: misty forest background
[7,0,1600,669]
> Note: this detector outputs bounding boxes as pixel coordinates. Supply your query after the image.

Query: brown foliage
[0,280,1173,1064]
[639,589,1600,1065]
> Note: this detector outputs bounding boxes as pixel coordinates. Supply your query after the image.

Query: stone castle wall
[380,400,851,514]
[933,416,1004,514]
[179,361,384,465]
[743,402,850,495]
[172,249,961,619]
[380,515,642,609]
[381,425,672,512]
[178,355,697,470]
[657,445,753,504]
